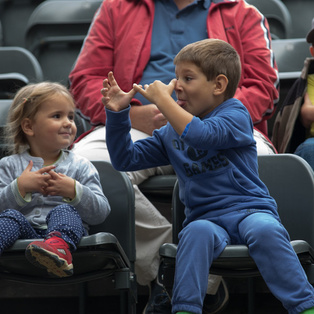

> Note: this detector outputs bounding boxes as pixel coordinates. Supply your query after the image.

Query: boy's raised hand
[133,79,176,108]
[101,71,137,111]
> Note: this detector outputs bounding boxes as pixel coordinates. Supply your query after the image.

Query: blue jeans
[171,210,314,314]
[0,204,86,254]
[294,137,314,171]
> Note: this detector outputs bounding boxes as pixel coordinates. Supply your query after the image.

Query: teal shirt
[134,0,210,105]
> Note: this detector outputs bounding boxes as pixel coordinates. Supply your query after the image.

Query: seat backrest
[172,154,314,247]
[0,73,29,99]
[282,0,314,39]
[258,154,314,245]
[0,0,41,47]
[272,38,310,79]
[74,112,92,139]
[0,46,43,83]
[25,0,101,83]
[0,18,3,46]
[0,99,11,126]
[247,0,292,39]
[89,161,136,264]
[25,0,101,51]
[0,99,13,158]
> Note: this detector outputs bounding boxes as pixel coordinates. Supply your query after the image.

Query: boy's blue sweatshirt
[106,98,278,226]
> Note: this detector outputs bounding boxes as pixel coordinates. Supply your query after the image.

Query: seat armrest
[139,175,177,196]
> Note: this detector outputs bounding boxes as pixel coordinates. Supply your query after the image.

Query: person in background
[0,82,110,277]
[272,18,314,164]
[69,0,279,312]
[103,38,314,314]
[294,18,314,167]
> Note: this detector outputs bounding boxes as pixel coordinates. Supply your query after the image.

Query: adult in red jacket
[70,0,279,134]
[69,0,279,312]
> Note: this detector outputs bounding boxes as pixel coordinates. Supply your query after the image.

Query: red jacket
[69,0,279,135]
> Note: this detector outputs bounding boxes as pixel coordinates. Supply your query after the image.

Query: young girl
[0,82,110,277]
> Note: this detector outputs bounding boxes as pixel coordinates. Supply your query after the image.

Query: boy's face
[175,61,219,118]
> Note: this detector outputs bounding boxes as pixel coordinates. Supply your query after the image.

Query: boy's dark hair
[306,18,314,45]
[174,38,241,99]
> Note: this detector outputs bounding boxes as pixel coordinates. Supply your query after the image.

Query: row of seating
[0,0,311,84]
[1,0,310,47]
[0,1,311,89]
[0,0,101,85]
[0,1,313,312]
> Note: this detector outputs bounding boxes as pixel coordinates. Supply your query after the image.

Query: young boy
[102,39,314,314]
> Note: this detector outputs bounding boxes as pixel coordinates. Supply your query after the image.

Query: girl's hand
[18,161,55,197]
[45,171,76,199]
[101,71,137,112]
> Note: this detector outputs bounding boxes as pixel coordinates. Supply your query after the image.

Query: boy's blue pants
[0,205,86,254]
[172,210,314,314]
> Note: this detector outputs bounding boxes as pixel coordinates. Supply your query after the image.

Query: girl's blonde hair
[6,82,75,154]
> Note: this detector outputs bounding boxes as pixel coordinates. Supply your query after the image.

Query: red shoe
[25,231,73,278]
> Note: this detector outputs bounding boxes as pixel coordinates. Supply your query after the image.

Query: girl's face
[174,61,219,118]
[28,94,77,154]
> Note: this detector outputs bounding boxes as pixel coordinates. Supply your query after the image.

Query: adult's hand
[129,104,167,135]
[300,93,314,128]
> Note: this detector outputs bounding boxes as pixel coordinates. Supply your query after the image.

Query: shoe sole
[25,244,73,278]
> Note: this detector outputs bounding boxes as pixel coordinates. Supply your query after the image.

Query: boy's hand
[45,171,76,200]
[18,161,55,197]
[133,79,176,108]
[101,71,137,111]
[134,79,192,136]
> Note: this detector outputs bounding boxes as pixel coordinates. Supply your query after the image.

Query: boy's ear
[214,74,228,96]
[21,118,34,136]
[310,46,314,57]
